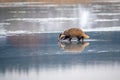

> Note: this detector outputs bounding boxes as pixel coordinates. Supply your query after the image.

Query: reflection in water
[7,34,46,47]
[58,41,89,53]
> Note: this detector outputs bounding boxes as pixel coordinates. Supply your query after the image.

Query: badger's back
[65,28,83,37]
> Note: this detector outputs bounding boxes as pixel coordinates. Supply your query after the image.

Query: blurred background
[0,0,120,35]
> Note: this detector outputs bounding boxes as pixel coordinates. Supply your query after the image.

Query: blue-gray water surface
[0,2,120,80]
[0,32,120,80]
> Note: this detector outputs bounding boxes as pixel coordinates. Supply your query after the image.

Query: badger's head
[58,33,66,41]
[82,33,90,39]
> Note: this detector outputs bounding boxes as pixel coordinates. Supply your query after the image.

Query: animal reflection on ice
[58,41,89,53]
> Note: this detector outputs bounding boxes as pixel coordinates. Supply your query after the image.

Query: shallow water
[0,32,120,80]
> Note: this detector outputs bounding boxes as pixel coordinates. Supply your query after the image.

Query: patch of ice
[0,23,10,26]
[6,18,80,22]
[95,13,120,16]
[94,19,119,22]
[0,2,59,7]
[85,39,110,42]
[10,11,27,13]
[88,50,96,52]
[97,51,109,53]
[84,27,120,32]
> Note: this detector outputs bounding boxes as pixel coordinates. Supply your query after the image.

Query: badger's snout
[58,33,65,41]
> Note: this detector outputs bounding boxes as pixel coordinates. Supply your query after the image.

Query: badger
[58,28,89,42]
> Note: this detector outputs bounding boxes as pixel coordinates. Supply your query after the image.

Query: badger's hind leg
[77,36,84,42]
[81,37,84,42]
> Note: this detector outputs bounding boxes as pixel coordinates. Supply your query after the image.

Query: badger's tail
[82,33,90,39]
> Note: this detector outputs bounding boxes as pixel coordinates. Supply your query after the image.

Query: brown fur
[58,28,89,42]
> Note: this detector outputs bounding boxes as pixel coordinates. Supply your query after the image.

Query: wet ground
[0,2,120,80]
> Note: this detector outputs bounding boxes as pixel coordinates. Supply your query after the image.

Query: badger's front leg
[68,37,72,42]
[63,36,70,40]
[77,36,82,42]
